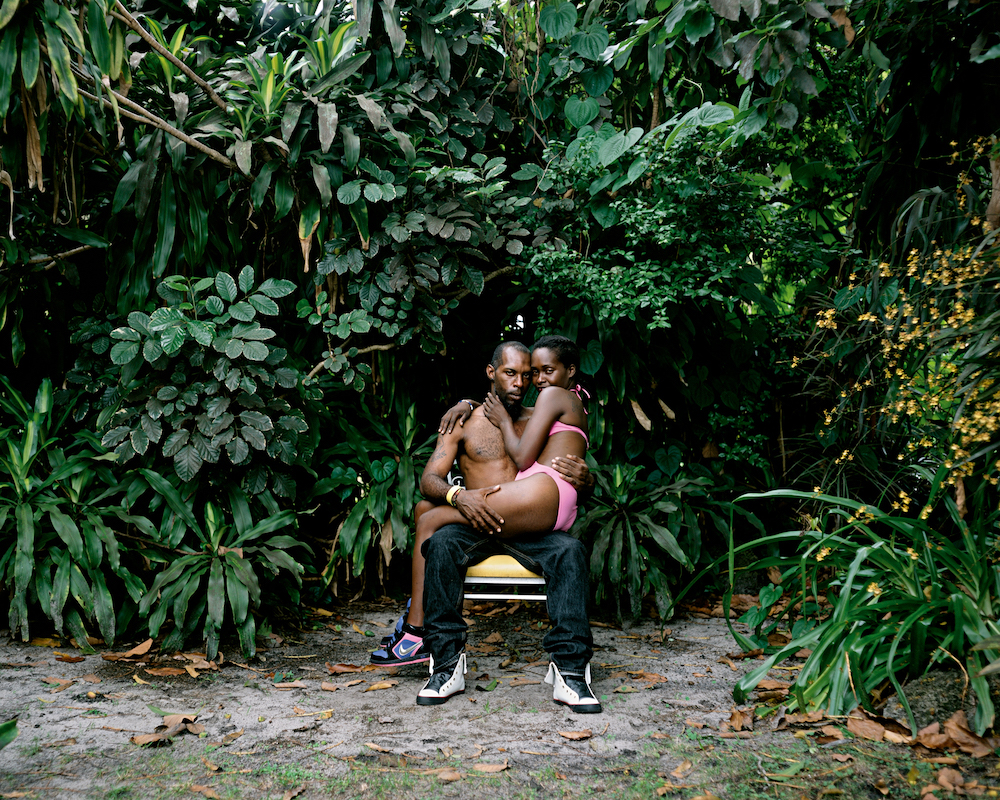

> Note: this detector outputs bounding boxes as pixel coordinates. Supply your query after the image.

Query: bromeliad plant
[0,377,145,646]
[730,466,1000,735]
[314,394,436,586]
[135,473,308,659]
[574,456,759,624]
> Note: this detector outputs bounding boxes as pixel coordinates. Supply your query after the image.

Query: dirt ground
[0,599,995,799]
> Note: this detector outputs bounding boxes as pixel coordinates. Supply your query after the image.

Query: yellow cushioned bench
[464,554,547,601]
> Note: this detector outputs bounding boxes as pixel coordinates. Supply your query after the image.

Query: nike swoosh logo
[397,640,422,657]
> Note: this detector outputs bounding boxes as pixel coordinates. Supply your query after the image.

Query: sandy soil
[0,599,762,798]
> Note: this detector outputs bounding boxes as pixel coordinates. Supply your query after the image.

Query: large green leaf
[0,718,16,750]
[539,1,577,40]
[88,0,112,74]
[565,96,600,128]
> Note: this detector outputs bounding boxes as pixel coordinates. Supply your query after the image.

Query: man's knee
[550,534,587,563]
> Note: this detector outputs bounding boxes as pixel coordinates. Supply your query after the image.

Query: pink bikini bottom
[515,461,579,532]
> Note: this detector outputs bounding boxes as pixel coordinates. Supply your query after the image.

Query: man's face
[487,348,532,413]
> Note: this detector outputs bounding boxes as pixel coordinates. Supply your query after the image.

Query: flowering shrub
[731,468,1000,735]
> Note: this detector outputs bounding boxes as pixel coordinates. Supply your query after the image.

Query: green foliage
[575,458,759,624]
[0,718,16,750]
[314,396,435,580]
[135,480,308,659]
[731,471,1000,735]
[0,376,143,646]
[98,268,305,495]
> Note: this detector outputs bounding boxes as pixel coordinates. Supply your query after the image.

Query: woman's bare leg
[407,500,436,628]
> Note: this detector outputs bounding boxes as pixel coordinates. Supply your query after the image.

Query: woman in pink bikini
[372,335,589,666]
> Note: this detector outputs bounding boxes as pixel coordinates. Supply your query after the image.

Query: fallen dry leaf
[163,714,197,727]
[651,732,671,740]
[364,680,399,692]
[884,730,911,745]
[146,668,187,677]
[684,719,706,729]
[365,742,394,753]
[320,682,340,692]
[29,638,62,647]
[201,756,220,771]
[755,679,791,691]
[281,788,306,800]
[326,662,363,674]
[670,759,693,779]
[820,725,845,740]
[558,730,592,741]
[274,681,308,690]
[483,632,504,644]
[191,786,221,799]
[79,674,101,683]
[718,731,752,739]
[831,753,854,763]
[472,761,508,773]
[507,678,540,687]
[873,778,890,796]
[123,639,153,658]
[344,679,363,687]
[438,770,462,782]
[728,706,754,732]
[717,656,738,672]
[847,715,885,742]
[613,685,638,693]
[222,729,243,745]
[55,656,85,663]
[133,675,150,685]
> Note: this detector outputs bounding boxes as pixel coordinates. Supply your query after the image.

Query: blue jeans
[421,524,594,672]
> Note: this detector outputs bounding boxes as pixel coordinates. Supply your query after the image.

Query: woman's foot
[370,622,429,666]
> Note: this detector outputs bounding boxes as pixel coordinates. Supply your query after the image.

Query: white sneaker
[545,662,602,714]
[416,653,467,706]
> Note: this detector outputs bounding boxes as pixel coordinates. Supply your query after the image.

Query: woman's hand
[438,400,476,435]
[483,392,510,430]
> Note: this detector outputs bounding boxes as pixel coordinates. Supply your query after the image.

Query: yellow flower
[816,547,832,562]
[867,582,883,596]
[906,547,919,561]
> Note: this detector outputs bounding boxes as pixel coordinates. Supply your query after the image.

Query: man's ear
[486,364,496,383]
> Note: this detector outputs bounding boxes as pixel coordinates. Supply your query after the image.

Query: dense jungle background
[2,0,1000,731]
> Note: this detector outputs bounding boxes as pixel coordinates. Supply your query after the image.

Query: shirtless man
[414,341,601,713]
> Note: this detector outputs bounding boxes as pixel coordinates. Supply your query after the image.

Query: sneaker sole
[416,689,465,705]
[554,699,603,714]
[370,654,431,667]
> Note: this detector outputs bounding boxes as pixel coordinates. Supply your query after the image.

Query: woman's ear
[567,363,577,381]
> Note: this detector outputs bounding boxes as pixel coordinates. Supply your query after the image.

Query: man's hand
[549,455,595,493]
[454,485,504,534]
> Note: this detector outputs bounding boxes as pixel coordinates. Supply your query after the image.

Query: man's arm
[420,428,505,534]
[549,454,596,498]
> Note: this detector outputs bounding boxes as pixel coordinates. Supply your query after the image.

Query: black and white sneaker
[416,652,467,706]
[545,662,602,714]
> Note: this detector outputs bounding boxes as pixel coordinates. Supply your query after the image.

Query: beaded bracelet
[446,485,464,507]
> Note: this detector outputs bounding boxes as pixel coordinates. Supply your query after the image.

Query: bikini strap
[571,383,590,414]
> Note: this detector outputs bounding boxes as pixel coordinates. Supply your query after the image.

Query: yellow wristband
[446,485,463,507]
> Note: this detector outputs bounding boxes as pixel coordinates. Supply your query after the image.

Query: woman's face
[532,347,576,390]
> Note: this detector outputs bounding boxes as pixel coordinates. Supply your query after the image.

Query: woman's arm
[438,399,479,435]
[483,387,571,471]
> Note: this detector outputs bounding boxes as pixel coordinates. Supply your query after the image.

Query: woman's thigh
[488,474,560,537]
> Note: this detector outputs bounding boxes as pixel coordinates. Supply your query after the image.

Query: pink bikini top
[549,420,589,446]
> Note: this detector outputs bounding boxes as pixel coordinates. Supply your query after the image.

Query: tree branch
[110,2,229,114]
[28,244,97,265]
[76,85,237,170]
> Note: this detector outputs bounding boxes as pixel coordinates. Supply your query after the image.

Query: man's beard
[495,388,523,416]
